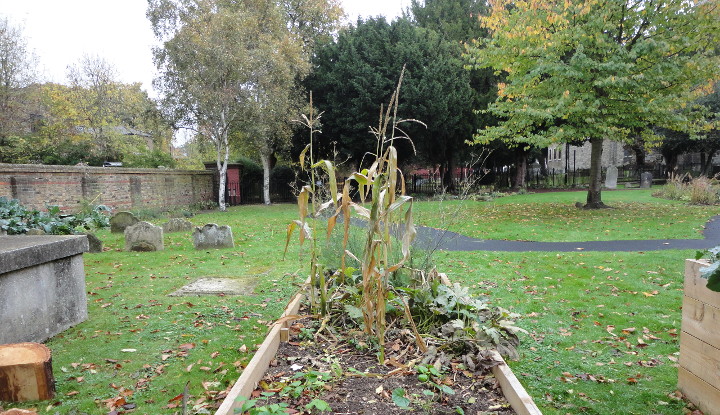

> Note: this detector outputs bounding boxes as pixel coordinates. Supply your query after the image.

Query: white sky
[0,0,410,98]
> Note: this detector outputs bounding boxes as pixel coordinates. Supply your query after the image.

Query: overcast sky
[0,0,410,97]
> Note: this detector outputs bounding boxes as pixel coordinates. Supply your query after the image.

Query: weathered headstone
[162,218,193,233]
[110,211,139,233]
[193,224,234,250]
[604,165,618,189]
[124,221,164,252]
[640,172,653,188]
[82,233,103,253]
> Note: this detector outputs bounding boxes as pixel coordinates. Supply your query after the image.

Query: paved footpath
[411,215,720,252]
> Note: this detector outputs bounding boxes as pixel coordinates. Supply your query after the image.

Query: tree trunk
[701,151,716,176]
[215,130,230,211]
[0,343,55,402]
[585,136,606,208]
[663,151,679,178]
[513,148,527,190]
[260,150,272,205]
[442,157,455,191]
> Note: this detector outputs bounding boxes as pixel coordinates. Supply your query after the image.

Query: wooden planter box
[215,278,542,415]
[679,259,720,415]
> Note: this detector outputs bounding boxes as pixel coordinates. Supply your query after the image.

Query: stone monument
[193,224,235,250]
[110,211,139,233]
[640,172,653,188]
[124,221,164,252]
[605,165,618,189]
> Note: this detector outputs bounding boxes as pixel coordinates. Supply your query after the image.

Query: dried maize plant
[285,91,326,314]
[287,69,422,361]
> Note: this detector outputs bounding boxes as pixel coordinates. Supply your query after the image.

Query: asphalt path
[411,215,720,252]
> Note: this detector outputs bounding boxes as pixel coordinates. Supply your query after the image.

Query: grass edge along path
[413,189,720,243]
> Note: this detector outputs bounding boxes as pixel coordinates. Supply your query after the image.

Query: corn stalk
[287,69,422,361]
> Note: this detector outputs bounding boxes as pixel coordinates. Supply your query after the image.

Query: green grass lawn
[414,189,719,242]
[14,204,307,415]
[3,192,718,414]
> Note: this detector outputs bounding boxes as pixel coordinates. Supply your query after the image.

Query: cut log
[0,343,55,402]
[1,409,40,415]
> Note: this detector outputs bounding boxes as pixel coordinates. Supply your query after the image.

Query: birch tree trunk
[260,150,272,205]
[215,126,230,211]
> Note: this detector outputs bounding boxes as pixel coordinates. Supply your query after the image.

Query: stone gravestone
[124,221,164,252]
[640,172,653,188]
[604,165,618,189]
[193,224,234,250]
[162,218,194,233]
[110,211,139,233]
[82,233,103,253]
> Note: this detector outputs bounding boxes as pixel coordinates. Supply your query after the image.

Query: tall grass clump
[654,175,720,205]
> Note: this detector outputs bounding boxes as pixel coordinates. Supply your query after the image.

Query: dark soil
[249,320,516,415]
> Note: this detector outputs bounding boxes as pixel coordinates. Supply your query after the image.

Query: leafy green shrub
[123,150,177,168]
[0,197,110,235]
[235,156,263,183]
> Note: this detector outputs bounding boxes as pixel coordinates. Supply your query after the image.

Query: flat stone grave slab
[169,277,256,297]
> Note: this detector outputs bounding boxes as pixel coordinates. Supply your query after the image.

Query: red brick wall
[0,163,214,212]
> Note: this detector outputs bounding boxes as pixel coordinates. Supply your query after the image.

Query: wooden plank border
[491,351,543,415]
[679,259,720,415]
[214,279,308,415]
[216,275,542,415]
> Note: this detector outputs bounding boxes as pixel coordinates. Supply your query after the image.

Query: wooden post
[0,343,55,402]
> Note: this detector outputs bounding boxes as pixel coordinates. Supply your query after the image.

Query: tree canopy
[149,0,339,207]
[302,16,482,187]
[466,0,720,207]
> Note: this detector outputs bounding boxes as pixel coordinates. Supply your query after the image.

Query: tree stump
[0,343,55,402]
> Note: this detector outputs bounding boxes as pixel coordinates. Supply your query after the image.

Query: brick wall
[0,163,214,212]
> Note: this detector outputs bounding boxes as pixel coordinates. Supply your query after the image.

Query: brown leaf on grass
[210,351,220,359]
[179,343,195,350]
[606,326,617,337]
[66,390,80,396]
[161,354,172,361]
[103,396,126,410]
[642,291,657,297]
[168,393,184,403]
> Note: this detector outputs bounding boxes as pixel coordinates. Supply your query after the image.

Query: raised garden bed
[678,259,720,415]
[214,279,541,415]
